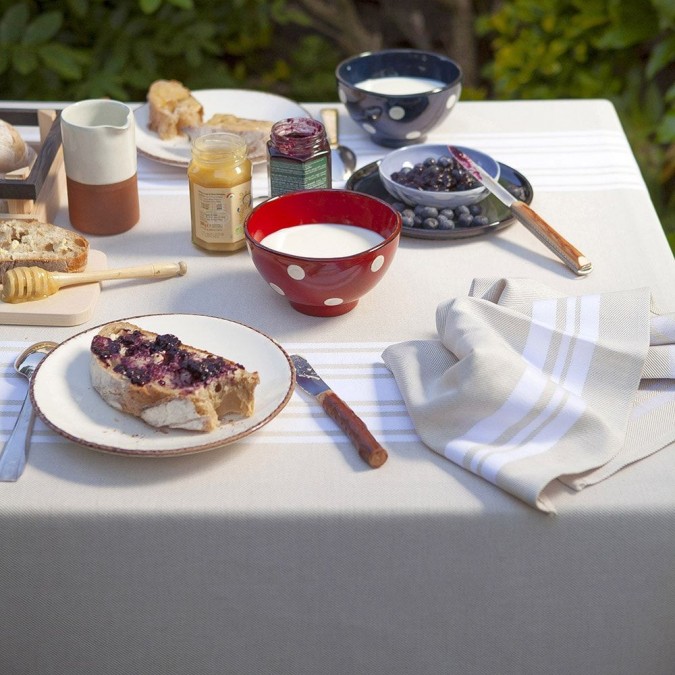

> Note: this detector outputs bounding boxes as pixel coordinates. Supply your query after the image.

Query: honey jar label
[190,181,252,244]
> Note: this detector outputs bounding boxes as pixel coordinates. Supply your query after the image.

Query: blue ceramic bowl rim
[336,48,462,96]
[378,144,500,204]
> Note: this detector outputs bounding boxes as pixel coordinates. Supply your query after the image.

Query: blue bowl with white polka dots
[336,49,462,147]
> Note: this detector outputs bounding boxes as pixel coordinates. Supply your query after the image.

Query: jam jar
[267,117,331,197]
[188,132,252,251]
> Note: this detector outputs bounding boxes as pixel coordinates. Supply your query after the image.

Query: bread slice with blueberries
[90,321,260,432]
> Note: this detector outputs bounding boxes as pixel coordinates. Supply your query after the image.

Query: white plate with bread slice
[134,88,309,167]
[32,314,295,456]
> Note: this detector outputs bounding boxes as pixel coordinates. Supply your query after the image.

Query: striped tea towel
[382,278,675,512]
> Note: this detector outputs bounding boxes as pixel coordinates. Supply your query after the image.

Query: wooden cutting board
[0,249,106,326]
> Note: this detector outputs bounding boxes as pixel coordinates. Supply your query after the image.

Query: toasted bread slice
[90,321,260,432]
[0,218,89,277]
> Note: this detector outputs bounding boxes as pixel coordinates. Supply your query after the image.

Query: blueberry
[438,215,455,230]
[420,206,439,219]
[422,217,439,229]
[401,214,415,227]
[440,208,455,219]
[472,215,490,226]
[413,204,427,216]
[455,205,470,216]
[469,204,483,215]
[457,213,474,227]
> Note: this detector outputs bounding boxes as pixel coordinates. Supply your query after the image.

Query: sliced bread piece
[0,218,89,276]
[147,79,204,140]
[185,113,273,161]
[90,321,260,432]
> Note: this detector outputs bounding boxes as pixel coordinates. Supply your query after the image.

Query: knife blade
[290,354,388,468]
[448,145,592,276]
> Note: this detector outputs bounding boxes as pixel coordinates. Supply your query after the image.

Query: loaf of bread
[147,79,204,140]
[0,119,37,174]
[90,321,260,432]
[0,218,89,276]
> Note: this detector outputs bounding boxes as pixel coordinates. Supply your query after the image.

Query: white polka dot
[388,106,405,120]
[405,130,422,140]
[371,255,385,272]
[270,283,285,295]
[446,94,457,109]
[362,123,376,134]
[324,298,344,306]
[338,90,347,103]
[287,265,305,280]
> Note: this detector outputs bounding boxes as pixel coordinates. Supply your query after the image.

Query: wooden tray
[0,249,106,326]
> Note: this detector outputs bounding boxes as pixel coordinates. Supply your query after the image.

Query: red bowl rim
[245,189,402,262]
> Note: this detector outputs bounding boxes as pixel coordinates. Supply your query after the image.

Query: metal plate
[346,160,533,240]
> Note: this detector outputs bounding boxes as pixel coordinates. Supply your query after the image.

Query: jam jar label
[190,181,252,244]
[269,155,330,197]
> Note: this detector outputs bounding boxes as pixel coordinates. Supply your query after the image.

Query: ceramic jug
[60,99,140,235]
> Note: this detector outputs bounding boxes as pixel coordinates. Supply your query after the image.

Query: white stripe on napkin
[446,294,600,481]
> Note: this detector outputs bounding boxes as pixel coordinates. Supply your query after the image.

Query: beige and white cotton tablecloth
[1,100,674,675]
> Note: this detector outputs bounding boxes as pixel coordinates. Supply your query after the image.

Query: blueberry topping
[92,329,238,392]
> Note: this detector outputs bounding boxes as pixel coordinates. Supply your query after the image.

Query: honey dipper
[1,261,188,303]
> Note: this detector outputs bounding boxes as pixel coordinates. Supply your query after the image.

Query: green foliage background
[477,0,675,250]
[0,0,672,249]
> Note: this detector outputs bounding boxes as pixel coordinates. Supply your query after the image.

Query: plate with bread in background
[134,79,309,167]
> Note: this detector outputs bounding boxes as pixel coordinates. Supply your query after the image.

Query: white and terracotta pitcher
[60,99,140,235]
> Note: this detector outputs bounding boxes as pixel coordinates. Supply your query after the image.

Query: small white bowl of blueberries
[378,144,500,231]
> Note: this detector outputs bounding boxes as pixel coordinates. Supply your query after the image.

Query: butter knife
[448,145,592,276]
[290,354,388,468]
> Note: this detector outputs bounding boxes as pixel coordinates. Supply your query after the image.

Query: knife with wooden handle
[290,354,388,468]
[448,145,592,276]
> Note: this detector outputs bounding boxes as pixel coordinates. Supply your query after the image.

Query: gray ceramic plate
[346,160,533,239]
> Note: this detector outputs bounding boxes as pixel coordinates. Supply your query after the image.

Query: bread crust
[0,119,37,174]
[0,218,89,276]
[90,321,260,432]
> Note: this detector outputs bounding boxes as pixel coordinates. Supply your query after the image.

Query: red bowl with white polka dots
[245,189,402,317]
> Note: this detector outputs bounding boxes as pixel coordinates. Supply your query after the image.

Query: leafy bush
[476,0,675,249]
[0,0,338,102]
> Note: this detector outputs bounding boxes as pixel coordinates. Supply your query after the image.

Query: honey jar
[188,132,252,251]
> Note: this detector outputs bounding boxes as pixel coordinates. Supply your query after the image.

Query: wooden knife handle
[511,201,592,276]
[316,390,388,468]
